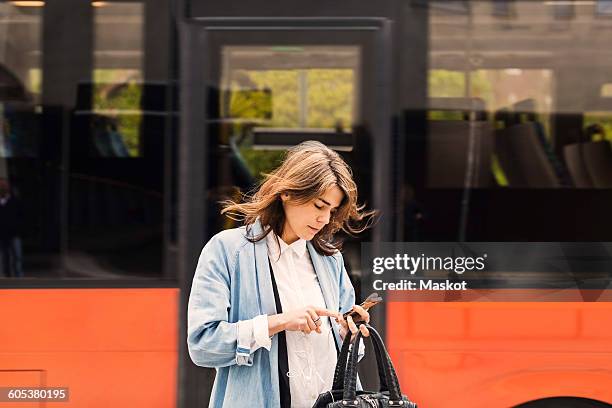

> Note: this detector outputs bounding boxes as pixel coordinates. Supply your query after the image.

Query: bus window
[207,44,362,236]
[425,1,612,192]
[219,45,359,183]
[400,0,612,242]
[0,2,43,279]
[66,1,168,279]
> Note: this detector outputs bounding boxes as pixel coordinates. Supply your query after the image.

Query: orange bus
[2,1,612,407]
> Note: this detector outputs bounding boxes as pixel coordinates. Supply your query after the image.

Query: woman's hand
[337,305,370,341]
[272,305,339,335]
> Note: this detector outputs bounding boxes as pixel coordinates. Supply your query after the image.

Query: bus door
[180,17,393,393]
[181,17,393,294]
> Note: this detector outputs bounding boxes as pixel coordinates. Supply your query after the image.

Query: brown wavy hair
[221,141,377,255]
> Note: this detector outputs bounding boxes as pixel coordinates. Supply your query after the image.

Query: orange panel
[0,289,179,408]
[388,300,612,408]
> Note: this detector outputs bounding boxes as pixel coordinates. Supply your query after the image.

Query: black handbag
[312,324,417,407]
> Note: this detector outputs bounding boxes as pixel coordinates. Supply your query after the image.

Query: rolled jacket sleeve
[187,235,266,368]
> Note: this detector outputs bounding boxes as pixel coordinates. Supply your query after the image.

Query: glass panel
[0,2,42,159]
[65,1,165,279]
[219,45,359,182]
[407,0,612,243]
[427,0,610,190]
[0,1,42,278]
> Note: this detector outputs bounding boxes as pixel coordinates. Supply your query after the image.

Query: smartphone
[342,292,383,323]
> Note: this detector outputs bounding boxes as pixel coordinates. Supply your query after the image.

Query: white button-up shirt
[251,233,339,407]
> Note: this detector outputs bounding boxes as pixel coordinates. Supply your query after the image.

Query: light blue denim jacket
[187,220,362,407]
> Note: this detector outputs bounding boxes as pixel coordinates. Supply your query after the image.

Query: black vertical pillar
[177,22,216,408]
[398,1,428,241]
[42,0,92,266]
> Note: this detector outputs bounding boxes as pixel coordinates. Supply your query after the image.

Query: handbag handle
[332,327,389,393]
[342,324,403,403]
[331,330,353,390]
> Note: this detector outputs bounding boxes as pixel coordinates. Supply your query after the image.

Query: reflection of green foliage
[92,69,142,157]
[491,155,509,187]
[307,70,353,128]
[228,89,272,120]
[239,148,285,180]
[28,69,42,95]
[231,70,299,127]
[114,115,140,156]
[584,112,612,142]
[229,69,353,128]
[227,68,354,179]
[429,69,493,102]
[469,70,494,102]
[428,111,464,120]
[429,70,465,97]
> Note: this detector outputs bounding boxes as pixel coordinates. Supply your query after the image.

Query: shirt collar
[266,230,308,259]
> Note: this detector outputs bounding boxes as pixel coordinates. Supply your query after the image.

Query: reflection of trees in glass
[429,69,465,98]
[228,89,272,121]
[428,70,493,119]
[306,70,353,128]
[230,69,354,128]
[92,69,142,157]
[227,68,354,179]
[429,69,549,124]
[239,148,285,182]
[584,113,612,142]
[28,69,42,96]
[468,70,494,103]
[232,70,299,127]
[428,111,464,121]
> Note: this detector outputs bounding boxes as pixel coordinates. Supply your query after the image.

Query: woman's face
[281,185,344,244]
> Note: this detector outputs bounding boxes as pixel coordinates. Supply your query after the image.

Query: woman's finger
[352,304,370,323]
[347,315,358,334]
[335,312,345,324]
[308,309,323,333]
[306,309,322,327]
[315,307,340,318]
[304,315,318,334]
[300,320,312,334]
[359,324,370,337]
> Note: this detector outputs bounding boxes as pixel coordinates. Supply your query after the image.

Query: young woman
[187,141,376,408]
